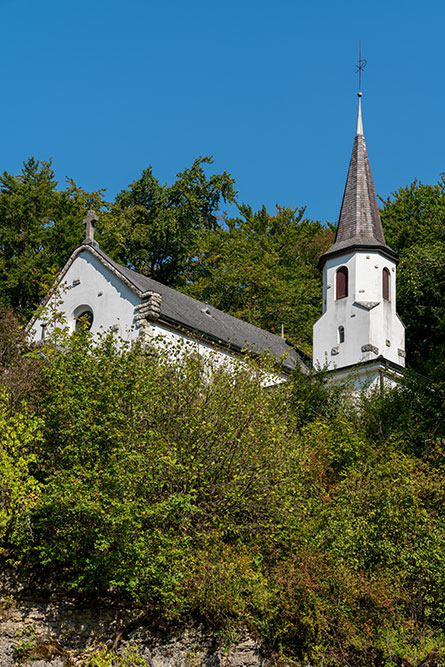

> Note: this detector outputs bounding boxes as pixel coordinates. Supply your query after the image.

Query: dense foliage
[380,177,445,380]
[100,156,237,287]
[183,204,332,355]
[0,314,444,666]
[0,157,444,664]
[0,158,106,319]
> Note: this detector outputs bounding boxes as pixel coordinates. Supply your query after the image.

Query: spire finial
[355,42,366,135]
[355,40,367,95]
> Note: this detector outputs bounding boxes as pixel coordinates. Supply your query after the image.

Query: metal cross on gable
[355,41,367,94]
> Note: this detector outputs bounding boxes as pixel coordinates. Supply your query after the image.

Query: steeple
[318,94,397,268]
[313,76,406,382]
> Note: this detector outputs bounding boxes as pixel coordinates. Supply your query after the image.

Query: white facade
[313,250,405,371]
[29,247,290,387]
[147,321,285,386]
[30,251,141,343]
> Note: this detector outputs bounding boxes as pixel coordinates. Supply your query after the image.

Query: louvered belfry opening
[336,266,348,299]
[383,267,390,300]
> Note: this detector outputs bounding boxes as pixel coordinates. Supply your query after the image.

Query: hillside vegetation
[0,158,444,665]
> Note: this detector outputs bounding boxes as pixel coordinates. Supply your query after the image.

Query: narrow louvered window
[383,268,390,300]
[336,266,348,299]
[338,326,345,343]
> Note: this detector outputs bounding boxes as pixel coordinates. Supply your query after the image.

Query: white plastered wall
[146,322,287,387]
[29,252,142,343]
[313,250,405,370]
[29,250,286,387]
[327,362,404,393]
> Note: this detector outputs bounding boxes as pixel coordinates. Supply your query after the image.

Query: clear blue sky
[1,0,444,224]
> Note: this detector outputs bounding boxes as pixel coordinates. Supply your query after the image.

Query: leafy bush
[0,389,42,550]
[0,317,444,665]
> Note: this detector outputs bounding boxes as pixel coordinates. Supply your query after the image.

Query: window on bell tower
[336,266,348,299]
[382,267,390,300]
[338,326,345,343]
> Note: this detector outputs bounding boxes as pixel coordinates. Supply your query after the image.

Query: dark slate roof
[86,245,308,374]
[319,96,397,268]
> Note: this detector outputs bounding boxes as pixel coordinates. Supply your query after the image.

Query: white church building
[28,210,308,382]
[29,93,405,389]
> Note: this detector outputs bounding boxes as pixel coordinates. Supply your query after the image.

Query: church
[29,92,405,388]
[28,211,309,382]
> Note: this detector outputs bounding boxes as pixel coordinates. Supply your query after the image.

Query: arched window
[382,267,390,300]
[338,326,345,344]
[75,309,94,331]
[336,266,348,299]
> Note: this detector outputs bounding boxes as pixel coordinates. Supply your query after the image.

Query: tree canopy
[100,156,237,286]
[184,204,333,355]
[380,177,445,379]
[0,157,106,319]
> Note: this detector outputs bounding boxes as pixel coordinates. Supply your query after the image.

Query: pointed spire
[318,93,397,268]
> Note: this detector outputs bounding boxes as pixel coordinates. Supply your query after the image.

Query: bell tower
[313,93,405,383]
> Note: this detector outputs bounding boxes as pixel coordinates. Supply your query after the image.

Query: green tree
[0,157,106,319]
[0,307,42,406]
[380,178,445,377]
[0,389,42,549]
[101,156,236,286]
[185,204,333,354]
[22,330,302,606]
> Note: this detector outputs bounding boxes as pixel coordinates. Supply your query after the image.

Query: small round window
[75,309,94,331]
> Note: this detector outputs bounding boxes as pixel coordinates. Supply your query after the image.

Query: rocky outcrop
[0,573,266,666]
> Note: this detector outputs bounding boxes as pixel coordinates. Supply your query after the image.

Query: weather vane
[355,41,367,95]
